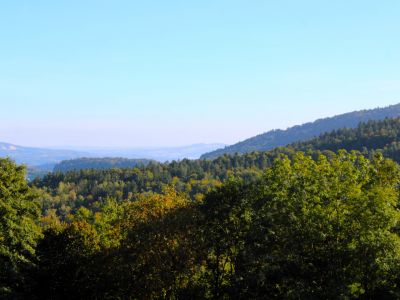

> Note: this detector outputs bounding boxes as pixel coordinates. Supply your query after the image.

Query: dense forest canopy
[32,117,400,218]
[291,117,400,159]
[3,117,400,298]
[53,157,154,172]
[3,0,399,298]
[2,151,400,299]
[0,159,42,297]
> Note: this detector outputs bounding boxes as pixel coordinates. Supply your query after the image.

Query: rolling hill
[0,142,224,169]
[53,157,155,172]
[0,142,225,179]
[33,116,400,210]
[289,116,400,162]
[201,103,400,159]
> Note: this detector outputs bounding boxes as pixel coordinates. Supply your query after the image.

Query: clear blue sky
[0,1,399,147]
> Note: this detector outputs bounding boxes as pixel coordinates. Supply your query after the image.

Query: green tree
[0,158,42,298]
[245,152,400,298]
[33,221,101,299]
[200,179,253,299]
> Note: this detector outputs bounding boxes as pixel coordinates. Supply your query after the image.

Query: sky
[0,0,399,148]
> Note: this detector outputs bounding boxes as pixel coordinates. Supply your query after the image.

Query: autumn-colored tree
[109,187,202,299]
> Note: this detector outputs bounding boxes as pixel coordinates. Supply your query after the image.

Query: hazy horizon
[1,141,227,151]
[2,102,399,149]
[1,1,399,147]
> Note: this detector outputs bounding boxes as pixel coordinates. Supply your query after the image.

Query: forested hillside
[53,157,154,172]
[290,117,400,160]
[30,117,400,221]
[3,150,400,299]
[4,117,400,298]
[3,0,399,298]
[201,103,400,159]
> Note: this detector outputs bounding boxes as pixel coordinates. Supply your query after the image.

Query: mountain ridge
[0,141,225,170]
[201,103,400,159]
[0,142,89,166]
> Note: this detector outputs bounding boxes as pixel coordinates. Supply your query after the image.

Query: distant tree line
[53,157,154,173]
[32,117,400,218]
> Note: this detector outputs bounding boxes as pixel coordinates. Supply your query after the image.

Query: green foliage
[31,117,400,220]
[5,145,400,298]
[199,179,254,298]
[196,152,400,299]
[111,188,202,299]
[53,157,154,173]
[246,152,400,298]
[33,221,102,299]
[0,158,42,298]
[291,117,400,161]
[31,154,273,216]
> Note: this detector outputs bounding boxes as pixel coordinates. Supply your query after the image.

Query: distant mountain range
[70,144,226,162]
[0,142,89,166]
[201,103,400,159]
[0,142,225,170]
[4,103,400,176]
